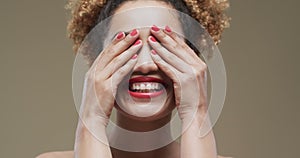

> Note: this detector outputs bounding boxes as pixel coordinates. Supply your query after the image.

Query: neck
[116,111,172,132]
[111,143,178,158]
[110,111,178,158]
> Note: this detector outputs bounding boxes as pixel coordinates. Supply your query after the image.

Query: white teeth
[130,82,163,91]
[146,83,151,90]
[141,84,145,90]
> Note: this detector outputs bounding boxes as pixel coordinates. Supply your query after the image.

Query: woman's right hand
[75,29,142,158]
[79,29,142,127]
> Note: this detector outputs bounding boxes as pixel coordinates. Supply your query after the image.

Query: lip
[129,76,165,84]
[128,90,164,99]
[128,77,166,98]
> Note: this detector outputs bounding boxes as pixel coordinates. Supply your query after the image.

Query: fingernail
[151,50,157,55]
[116,32,124,39]
[133,40,141,46]
[151,25,160,32]
[165,26,172,33]
[130,29,138,36]
[132,54,138,59]
[149,36,157,42]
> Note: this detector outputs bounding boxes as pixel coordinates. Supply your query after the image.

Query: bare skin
[37,1,232,158]
[36,151,231,158]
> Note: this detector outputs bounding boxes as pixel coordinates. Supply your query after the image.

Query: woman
[38,0,230,157]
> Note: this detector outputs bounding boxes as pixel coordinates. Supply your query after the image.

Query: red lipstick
[129,77,165,84]
[128,77,166,98]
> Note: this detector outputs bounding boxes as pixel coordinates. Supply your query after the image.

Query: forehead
[107,1,183,38]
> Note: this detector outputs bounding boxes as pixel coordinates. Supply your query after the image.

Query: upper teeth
[131,82,161,91]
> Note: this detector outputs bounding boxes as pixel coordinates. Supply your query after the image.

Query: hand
[79,29,142,127]
[148,25,208,122]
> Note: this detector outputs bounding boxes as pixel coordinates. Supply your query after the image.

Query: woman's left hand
[148,25,208,123]
[149,25,217,158]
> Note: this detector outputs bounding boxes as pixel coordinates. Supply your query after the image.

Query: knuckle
[184,76,194,82]
[113,56,122,65]
[202,63,208,71]
[164,68,173,75]
[174,42,182,50]
[160,32,167,40]
[124,36,133,44]
[195,72,202,78]
[168,31,175,38]
[169,42,180,51]
[122,49,132,56]
[173,83,181,90]
[166,53,175,61]
[182,43,191,51]
[182,73,196,82]
[94,72,105,83]
[118,68,127,76]
[107,47,117,56]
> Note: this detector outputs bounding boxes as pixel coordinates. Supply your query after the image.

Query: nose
[133,42,158,74]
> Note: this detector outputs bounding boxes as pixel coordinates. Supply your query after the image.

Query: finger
[91,29,140,70]
[151,25,203,66]
[163,26,203,63]
[148,36,191,73]
[163,26,192,52]
[150,25,193,64]
[90,31,125,70]
[110,55,138,86]
[150,25,178,50]
[101,40,143,79]
[150,49,181,81]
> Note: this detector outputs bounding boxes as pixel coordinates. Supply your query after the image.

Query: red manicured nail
[132,54,138,59]
[151,50,157,55]
[134,40,141,46]
[116,32,124,39]
[165,26,172,33]
[151,25,160,32]
[150,36,157,42]
[130,29,138,36]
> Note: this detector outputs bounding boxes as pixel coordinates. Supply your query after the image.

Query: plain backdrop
[1,0,299,158]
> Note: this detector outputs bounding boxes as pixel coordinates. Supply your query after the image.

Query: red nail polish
[150,36,157,42]
[134,40,141,46]
[132,54,138,59]
[151,50,157,55]
[116,32,124,39]
[151,25,160,32]
[130,29,138,36]
[165,26,172,33]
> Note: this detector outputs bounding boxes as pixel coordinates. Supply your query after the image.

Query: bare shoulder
[36,151,74,158]
[218,155,233,158]
[35,151,230,158]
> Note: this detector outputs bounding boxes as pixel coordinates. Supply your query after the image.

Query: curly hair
[66,0,230,62]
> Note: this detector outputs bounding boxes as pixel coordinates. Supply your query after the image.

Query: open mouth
[128,77,166,98]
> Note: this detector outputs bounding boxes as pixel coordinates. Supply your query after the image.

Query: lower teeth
[131,89,160,93]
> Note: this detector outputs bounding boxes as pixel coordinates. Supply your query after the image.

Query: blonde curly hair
[66,0,230,63]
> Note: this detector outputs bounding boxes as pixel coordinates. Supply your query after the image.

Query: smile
[128,77,166,98]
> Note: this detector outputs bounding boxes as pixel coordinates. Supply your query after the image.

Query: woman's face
[105,0,184,121]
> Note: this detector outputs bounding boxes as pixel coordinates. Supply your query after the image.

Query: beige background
[1,0,299,158]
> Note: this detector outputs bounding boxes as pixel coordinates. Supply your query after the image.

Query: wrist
[181,109,210,131]
[75,120,110,148]
[75,116,108,142]
[81,114,109,128]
